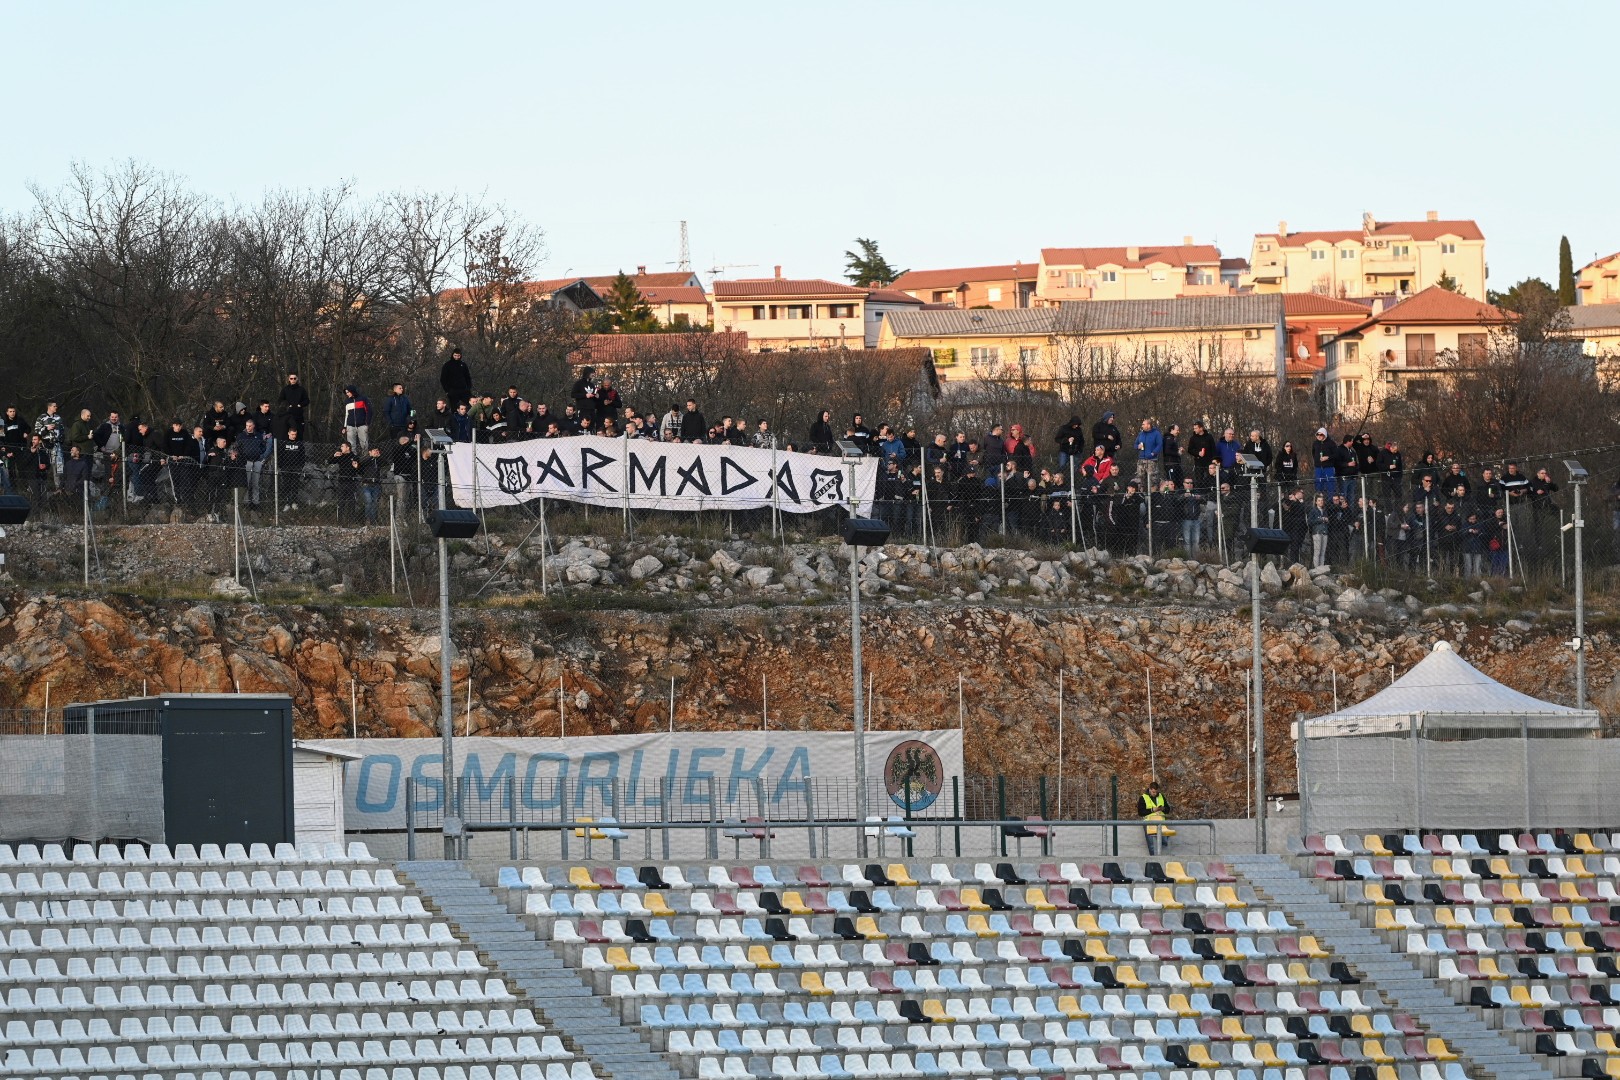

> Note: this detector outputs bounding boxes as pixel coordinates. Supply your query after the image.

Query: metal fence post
[233,488,241,585]
[406,775,416,861]
[951,776,961,858]
[1069,457,1078,547]
[508,773,518,860]
[661,774,673,862]
[996,775,1007,857]
[119,443,127,518]
[1110,774,1119,856]
[273,438,280,526]
[1297,712,1309,840]
[82,482,90,585]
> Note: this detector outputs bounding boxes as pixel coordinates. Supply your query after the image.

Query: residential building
[567,331,750,372]
[1562,306,1620,388]
[1575,251,1620,305]
[888,263,1038,309]
[1319,287,1512,413]
[1245,212,1487,301]
[1282,294,1375,400]
[877,295,1285,389]
[579,269,709,327]
[488,277,605,315]
[1035,240,1228,304]
[710,269,921,350]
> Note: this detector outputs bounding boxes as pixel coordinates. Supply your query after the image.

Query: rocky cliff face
[1,544,1611,816]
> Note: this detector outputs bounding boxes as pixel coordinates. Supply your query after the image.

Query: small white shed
[292,741,362,847]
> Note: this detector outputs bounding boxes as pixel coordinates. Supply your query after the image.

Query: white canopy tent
[1297,641,1599,740]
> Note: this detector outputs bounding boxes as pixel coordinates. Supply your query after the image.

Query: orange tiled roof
[890,263,1038,291]
[1041,244,1222,268]
[1351,286,1510,330]
[863,288,925,306]
[1282,294,1375,316]
[640,286,707,304]
[712,278,867,299]
[580,271,698,290]
[1258,219,1485,245]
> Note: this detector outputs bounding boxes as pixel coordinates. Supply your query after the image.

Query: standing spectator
[430,397,454,433]
[1162,423,1184,485]
[598,379,622,423]
[1091,412,1122,459]
[1239,428,1272,474]
[440,347,473,408]
[1412,451,1441,493]
[1005,423,1035,472]
[1307,494,1330,568]
[1310,428,1336,493]
[678,399,707,443]
[1442,462,1470,502]
[253,400,276,437]
[278,428,306,511]
[1281,488,1308,565]
[1185,421,1216,479]
[34,401,65,483]
[331,442,360,523]
[1334,434,1358,495]
[1529,466,1560,556]
[751,419,777,450]
[278,372,309,435]
[359,447,385,525]
[1462,510,1487,578]
[127,419,158,502]
[848,413,875,456]
[0,406,25,493]
[659,402,682,442]
[1354,433,1380,478]
[450,403,474,443]
[1133,417,1162,489]
[25,435,51,503]
[1081,445,1115,484]
[1488,508,1511,576]
[570,366,600,425]
[1380,440,1406,503]
[1177,477,1204,555]
[234,419,271,509]
[383,383,413,437]
[163,421,200,513]
[808,409,835,453]
[1214,426,1241,485]
[67,408,95,458]
[980,424,1008,476]
[343,386,371,451]
[1274,440,1300,489]
[62,445,93,507]
[1054,415,1086,471]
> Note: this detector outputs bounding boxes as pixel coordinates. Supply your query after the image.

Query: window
[1142,343,1163,362]
[1311,249,1327,261]
[1392,245,1411,258]
[1018,346,1040,366]
[1344,381,1360,406]
[1340,248,1357,260]
[826,303,855,319]
[970,346,1001,365]
[1193,272,1214,286]
[781,304,810,320]
[747,305,765,320]
[1441,242,1457,255]
[1344,341,1359,362]
[987,287,1002,303]
[1458,333,1488,362]
[1259,243,1272,252]
[1101,270,1118,283]
[1405,333,1436,365]
[1406,379,1438,402]
[1150,268,1167,281]
[1064,271,1084,288]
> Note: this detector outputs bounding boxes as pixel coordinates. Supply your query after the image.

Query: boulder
[710,550,743,577]
[628,555,664,581]
[742,566,775,588]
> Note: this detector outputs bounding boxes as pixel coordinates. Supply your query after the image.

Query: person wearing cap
[1311,428,1336,494]
[1138,780,1173,855]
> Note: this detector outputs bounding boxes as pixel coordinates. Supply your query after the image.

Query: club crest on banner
[809,469,845,504]
[494,458,532,496]
[885,739,944,811]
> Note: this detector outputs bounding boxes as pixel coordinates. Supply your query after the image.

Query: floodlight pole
[1573,472,1587,710]
[1250,472,1266,854]
[437,449,458,858]
[848,458,868,858]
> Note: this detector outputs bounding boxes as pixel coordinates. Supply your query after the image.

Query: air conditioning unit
[1383,325,1399,335]
[1243,328,1261,340]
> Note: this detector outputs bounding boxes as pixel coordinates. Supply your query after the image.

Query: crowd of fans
[5,349,1613,579]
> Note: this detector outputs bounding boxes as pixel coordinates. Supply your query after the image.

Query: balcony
[1362,254,1416,275]
[1179,282,1235,297]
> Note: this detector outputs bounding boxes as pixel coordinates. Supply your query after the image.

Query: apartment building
[1245,212,1487,301]
[1319,287,1511,413]
[709,269,921,350]
[1576,251,1620,305]
[1282,294,1376,399]
[877,295,1285,388]
[1035,240,1228,304]
[888,263,1038,309]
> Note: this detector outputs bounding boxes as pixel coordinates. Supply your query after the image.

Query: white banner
[304,730,963,830]
[447,436,877,515]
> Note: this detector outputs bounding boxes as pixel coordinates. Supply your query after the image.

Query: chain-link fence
[0,707,163,843]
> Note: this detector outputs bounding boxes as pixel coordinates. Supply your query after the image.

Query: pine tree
[843,239,905,286]
[1558,236,1577,307]
[595,272,658,333]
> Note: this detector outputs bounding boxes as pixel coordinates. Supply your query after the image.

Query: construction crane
[707,261,758,278]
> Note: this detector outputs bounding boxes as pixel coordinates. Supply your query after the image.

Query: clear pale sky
[2,2,1611,290]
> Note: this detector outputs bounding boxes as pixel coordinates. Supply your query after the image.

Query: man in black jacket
[440,347,473,408]
[678,399,707,443]
[1185,421,1217,481]
[278,372,310,436]
[1054,416,1086,471]
[1090,412,1122,459]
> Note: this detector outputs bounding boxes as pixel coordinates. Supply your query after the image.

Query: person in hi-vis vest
[1138,780,1174,855]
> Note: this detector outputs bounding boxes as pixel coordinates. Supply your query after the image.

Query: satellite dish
[1296,344,1310,360]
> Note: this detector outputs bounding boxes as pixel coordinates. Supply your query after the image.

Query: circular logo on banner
[885,739,944,811]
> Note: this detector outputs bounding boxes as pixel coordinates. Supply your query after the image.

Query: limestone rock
[629,555,664,581]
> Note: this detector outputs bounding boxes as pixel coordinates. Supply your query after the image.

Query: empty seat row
[0,892,430,925]
[0,840,377,867]
[2,1034,574,1073]
[1324,855,1620,884]
[0,866,399,896]
[690,1049,1467,1080]
[0,918,454,953]
[1,1006,542,1045]
[5,947,483,983]
[1298,833,1615,859]
[0,976,512,1013]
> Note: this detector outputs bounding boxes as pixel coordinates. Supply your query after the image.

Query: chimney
[636,265,646,275]
[1182,235,1193,246]
[1126,246,1140,261]
[1278,221,1288,236]
[1426,210,1439,222]
[774,265,783,280]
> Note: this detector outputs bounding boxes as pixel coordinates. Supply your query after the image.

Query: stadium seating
[0,839,598,1079]
[499,857,1465,1080]
[1297,831,1620,1080]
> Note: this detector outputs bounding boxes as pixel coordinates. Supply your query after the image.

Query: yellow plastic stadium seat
[644,893,674,916]
[1427,1038,1458,1062]
[1057,994,1085,1019]
[1075,914,1104,935]
[855,916,886,940]
[1222,1016,1252,1041]
[1164,861,1196,884]
[966,914,995,938]
[1084,939,1118,962]
[1435,908,1460,929]
[1434,858,1461,881]
[605,946,636,971]
[572,818,610,840]
[1153,886,1184,909]
[1365,835,1393,856]
[1477,957,1509,980]
[921,999,947,1022]
[1374,909,1401,931]
[887,864,918,887]
[1168,992,1197,1017]
[747,945,779,969]
[1215,885,1246,908]
[800,971,833,996]
[1596,1032,1619,1055]
[1025,887,1055,912]
[1362,1038,1394,1064]
[1560,882,1584,902]
[1188,1044,1218,1067]
[1364,883,1392,907]
[1254,1042,1285,1066]
[1509,985,1535,1006]
[1376,1066,1400,1080]
[1576,833,1602,855]
[1181,964,1211,988]
[568,867,598,890]
[1605,1058,1620,1080]
[1214,938,1240,960]
[780,892,811,916]
[1565,930,1592,953]
[1115,964,1147,989]
[1489,858,1518,879]
[1287,962,1317,985]
[1350,1015,1376,1036]
[961,888,990,912]
[1568,857,1596,879]
[1494,906,1522,928]
[1501,883,1527,904]
[1298,935,1330,958]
